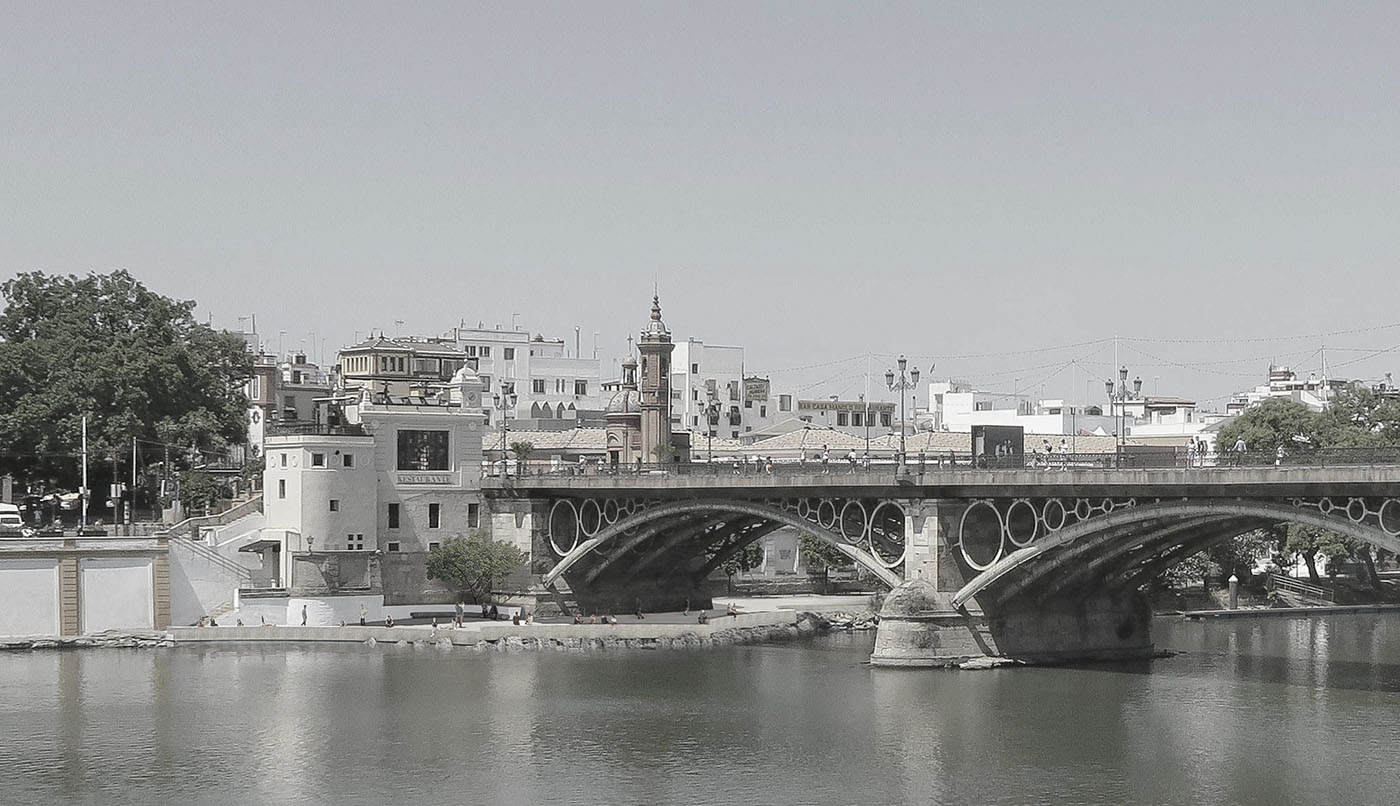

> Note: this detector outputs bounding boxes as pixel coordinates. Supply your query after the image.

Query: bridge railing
[486,446,1400,479]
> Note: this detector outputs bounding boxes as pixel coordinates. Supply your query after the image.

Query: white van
[0,503,23,533]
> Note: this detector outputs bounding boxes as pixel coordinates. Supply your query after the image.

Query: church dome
[606,388,642,416]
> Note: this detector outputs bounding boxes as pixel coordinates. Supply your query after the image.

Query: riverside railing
[484,446,1400,480]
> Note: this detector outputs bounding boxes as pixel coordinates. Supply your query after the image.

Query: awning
[239,540,283,553]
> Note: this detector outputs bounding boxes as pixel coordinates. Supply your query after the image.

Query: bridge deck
[484,464,1400,499]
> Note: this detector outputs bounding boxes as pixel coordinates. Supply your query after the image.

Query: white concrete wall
[229,594,385,626]
[80,557,154,632]
[0,558,60,636]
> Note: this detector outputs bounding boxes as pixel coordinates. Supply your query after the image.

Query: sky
[4,2,1399,411]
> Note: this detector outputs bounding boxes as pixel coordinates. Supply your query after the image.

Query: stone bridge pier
[873,497,1155,667]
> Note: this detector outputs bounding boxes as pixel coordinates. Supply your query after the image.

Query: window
[780,395,792,412]
[428,503,441,529]
[428,541,441,552]
[413,358,440,374]
[728,381,740,401]
[387,541,401,553]
[278,479,286,499]
[388,503,399,529]
[691,363,699,374]
[837,412,849,426]
[347,534,365,550]
[503,348,515,360]
[852,412,864,427]
[480,346,491,357]
[555,379,566,393]
[760,405,766,418]
[745,400,753,409]
[280,453,287,467]
[479,374,491,390]
[329,499,340,512]
[284,395,296,409]
[311,453,325,467]
[880,412,892,427]
[574,380,587,396]
[468,503,480,528]
[343,453,354,468]
[397,430,449,471]
[465,345,477,357]
[532,379,546,394]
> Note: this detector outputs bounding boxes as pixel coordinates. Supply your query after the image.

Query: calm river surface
[3,616,1400,806]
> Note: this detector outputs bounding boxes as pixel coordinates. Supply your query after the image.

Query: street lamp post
[704,393,723,465]
[885,355,922,468]
[1104,366,1142,469]
[494,382,517,476]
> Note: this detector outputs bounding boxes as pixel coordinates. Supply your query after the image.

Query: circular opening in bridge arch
[578,499,602,536]
[602,499,620,524]
[548,500,580,557]
[796,499,812,520]
[1042,499,1068,532]
[816,500,838,530]
[868,501,906,566]
[839,501,868,544]
[1100,498,1116,514]
[959,501,1004,571]
[1380,500,1400,536]
[1348,498,1369,523]
[1005,500,1037,548]
[1074,499,1093,521]
[1318,498,1335,515]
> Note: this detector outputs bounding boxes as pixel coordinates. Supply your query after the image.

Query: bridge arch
[541,498,904,589]
[952,498,1400,610]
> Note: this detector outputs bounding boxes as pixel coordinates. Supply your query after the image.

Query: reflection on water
[1,616,1400,805]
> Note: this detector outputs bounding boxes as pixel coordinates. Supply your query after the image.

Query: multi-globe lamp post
[1104,365,1142,468]
[703,392,723,464]
[494,381,517,475]
[885,355,922,468]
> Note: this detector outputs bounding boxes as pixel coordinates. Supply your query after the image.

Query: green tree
[1280,523,1360,584]
[711,541,763,595]
[798,532,852,571]
[1215,397,1323,462]
[0,270,251,493]
[509,440,534,475]
[651,440,677,465]
[1318,383,1400,447]
[426,534,526,603]
[177,469,226,514]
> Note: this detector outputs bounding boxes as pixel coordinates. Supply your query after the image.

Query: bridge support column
[900,499,943,584]
[873,500,991,667]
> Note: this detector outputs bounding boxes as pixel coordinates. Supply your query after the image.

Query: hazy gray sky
[4,2,1399,409]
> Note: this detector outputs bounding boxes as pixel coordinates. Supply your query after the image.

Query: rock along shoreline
[1,611,879,654]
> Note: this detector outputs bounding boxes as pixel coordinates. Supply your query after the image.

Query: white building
[261,367,496,604]
[1226,365,1346,414]
[927,380,1120,436]
[439,324,605,430]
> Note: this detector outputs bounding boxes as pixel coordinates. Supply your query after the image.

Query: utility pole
[80,416,88,530]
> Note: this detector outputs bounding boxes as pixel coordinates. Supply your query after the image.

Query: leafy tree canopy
[1214,397,1324,456]
[0,270,251,487]
[426,534,526,603]
[798,532,852,571]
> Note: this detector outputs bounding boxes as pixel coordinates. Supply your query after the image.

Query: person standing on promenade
[359,604,367,626]
[301,605,307,626]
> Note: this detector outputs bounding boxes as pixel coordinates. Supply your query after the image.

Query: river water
[2,615,1400,806]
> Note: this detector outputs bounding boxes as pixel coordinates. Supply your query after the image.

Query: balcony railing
[266,422,367,437]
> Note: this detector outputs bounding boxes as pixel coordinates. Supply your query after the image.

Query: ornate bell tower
[637,295,674,462]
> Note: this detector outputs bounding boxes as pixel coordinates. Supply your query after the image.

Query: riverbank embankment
[171,608,809,651]
[1179,603,1400,620]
